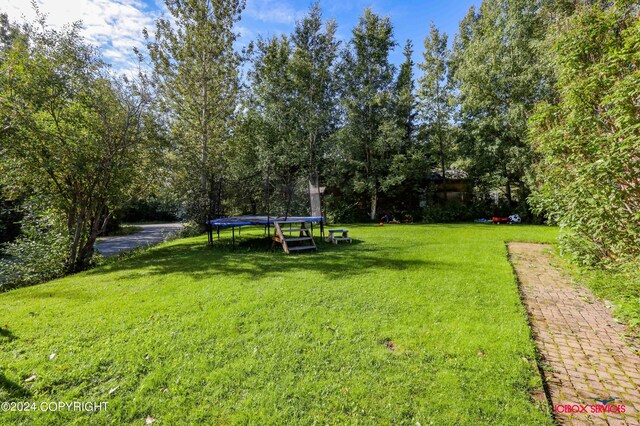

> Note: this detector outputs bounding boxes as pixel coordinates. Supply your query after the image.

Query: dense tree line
[1,0,638,288]
[1,11,165,282]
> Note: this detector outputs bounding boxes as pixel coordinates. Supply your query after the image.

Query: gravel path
[95,223,184,257]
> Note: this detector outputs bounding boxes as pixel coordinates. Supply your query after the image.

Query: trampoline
[207,215,325,246]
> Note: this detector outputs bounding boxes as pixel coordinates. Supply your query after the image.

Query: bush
[0,210,69,291]
[420,201,472,223]
[117,198,180,223]
[178,222,204,238]
[530,1,640,265]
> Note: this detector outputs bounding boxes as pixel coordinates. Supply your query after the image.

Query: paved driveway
[95,223,184,257]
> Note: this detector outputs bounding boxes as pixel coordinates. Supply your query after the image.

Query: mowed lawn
[1,224,558,425]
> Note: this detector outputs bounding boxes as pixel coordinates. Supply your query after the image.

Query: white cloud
[0,0,164,73]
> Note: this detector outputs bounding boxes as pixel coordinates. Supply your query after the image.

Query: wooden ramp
[272,221,317,254]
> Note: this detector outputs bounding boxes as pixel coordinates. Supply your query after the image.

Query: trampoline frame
[207,215,325,247]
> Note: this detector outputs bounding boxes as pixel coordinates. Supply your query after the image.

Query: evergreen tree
[394,39,416,148]
[417,23,454,199]
[246,34,300,215]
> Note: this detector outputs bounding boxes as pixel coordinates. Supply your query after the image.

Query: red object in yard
[492,216,510,224]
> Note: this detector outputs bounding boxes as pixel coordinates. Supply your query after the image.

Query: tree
[395,39,416,149]
[147,0,245,225]
[0,13,24,247]
[417,23,454,199]
[242,34,300,216]
[451,0,549,210]
[530,0,640,263]
[339,8,402,221]
[230,3,339,218]
[289,2,340,216]
[0,16,162,272]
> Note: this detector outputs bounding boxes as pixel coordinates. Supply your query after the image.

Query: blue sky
[0,0,478,72]
[241,0,478,67]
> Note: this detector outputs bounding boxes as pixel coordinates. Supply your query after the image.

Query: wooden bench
[325,229,352,244]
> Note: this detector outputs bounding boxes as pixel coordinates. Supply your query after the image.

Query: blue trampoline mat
[209,215,323,228]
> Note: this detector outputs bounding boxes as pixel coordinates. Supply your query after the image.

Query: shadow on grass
[0,327,16,342]
[0,374,32,399]
[83,236,433,282]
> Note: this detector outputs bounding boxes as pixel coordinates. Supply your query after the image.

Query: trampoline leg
[217,226,220,240]
[232,226,235,248]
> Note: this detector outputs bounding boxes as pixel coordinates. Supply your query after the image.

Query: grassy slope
[1,224,557,425]
[572,265,640,333]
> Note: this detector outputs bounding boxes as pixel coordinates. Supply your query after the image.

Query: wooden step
[281,228,310,233]
[288,245,317,251]
[284,236,312,242]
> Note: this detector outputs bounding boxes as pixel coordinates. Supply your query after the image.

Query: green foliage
[451,0,550,208]
[530,0,640,264]
[147,0,245,224]
[395,39,417,147]
[239,34,301,215]
[0,191,22,245]
[116,197,181,223]
[228,3,340,218]
[289,2,340,195]
[338,9,405,221]
[0,205,68,290]
[0,14,163,272]
[417,23,455,197]
[576,262,640,333]
[421,201,471,223]
[0,224,557,424]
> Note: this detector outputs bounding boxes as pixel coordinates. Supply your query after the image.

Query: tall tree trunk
[518,180,528,216]
[308,133,322,217]
[309,174,322,217]
[68,205,86,273]
[200,79,209,228]
[505,180,512,205]
[370,189,378,221]
[441,151,447,202]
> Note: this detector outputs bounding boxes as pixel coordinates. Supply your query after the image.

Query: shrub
[530,1,640,265]
[0,210,69,291]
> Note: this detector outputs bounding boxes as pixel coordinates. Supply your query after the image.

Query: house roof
[429,169,469,181]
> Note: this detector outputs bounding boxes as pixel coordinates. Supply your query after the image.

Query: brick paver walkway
[509,243,640,426]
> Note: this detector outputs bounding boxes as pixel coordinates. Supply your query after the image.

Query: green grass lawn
[1,224,558,425]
